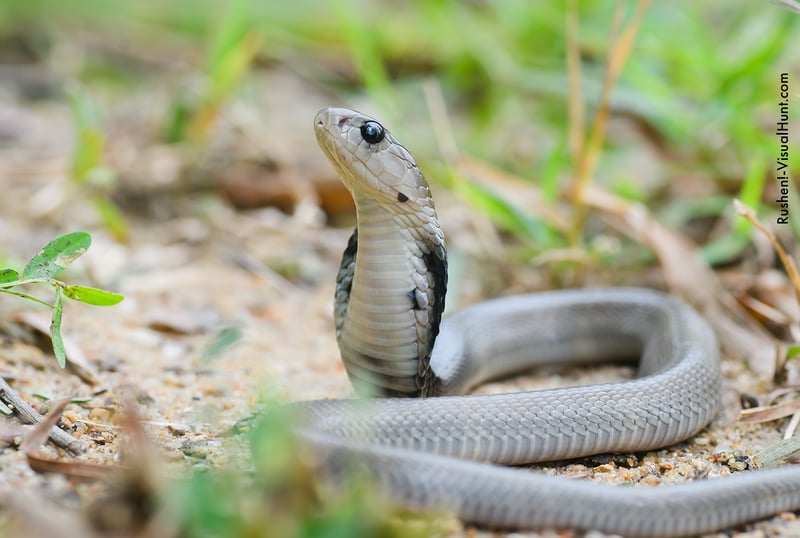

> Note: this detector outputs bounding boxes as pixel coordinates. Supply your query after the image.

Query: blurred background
[1,1,797,247]
[0,1,799,537]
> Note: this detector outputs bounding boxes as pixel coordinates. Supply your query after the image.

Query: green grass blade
[22,231,92,279]
[68,88,105,183]
[457,179,553,247]
[701,158,767,265]
[328,0,395,116]
[201,326,242,361]
[206,0,251,79]
[91,195,129,242]
[734,157,767,234]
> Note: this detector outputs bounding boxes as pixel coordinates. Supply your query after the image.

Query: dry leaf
[739,399,800,424]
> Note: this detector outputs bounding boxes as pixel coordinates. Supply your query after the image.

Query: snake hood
[315,107,447,397]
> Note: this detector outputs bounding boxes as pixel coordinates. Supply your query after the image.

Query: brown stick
[0,377,85,454]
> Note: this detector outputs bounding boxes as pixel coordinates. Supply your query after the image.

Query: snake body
[302,107,800,537]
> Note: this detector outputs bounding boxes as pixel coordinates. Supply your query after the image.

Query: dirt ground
[1,67,799,538]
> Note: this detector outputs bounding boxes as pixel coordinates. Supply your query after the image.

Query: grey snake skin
[296,107,800,537]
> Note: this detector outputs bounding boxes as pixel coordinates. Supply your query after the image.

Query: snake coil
[291,107,800,537]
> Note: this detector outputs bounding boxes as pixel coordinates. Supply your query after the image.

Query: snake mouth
[314,107,353,134]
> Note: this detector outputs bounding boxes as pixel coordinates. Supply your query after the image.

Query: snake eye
[360,121,385,144]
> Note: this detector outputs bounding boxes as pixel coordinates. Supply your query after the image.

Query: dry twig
[0,377,85,454]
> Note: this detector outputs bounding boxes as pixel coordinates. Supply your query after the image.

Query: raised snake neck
[302,106,800,537]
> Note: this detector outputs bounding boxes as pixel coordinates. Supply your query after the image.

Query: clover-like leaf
[23,232,92,279]
[63,285,124,306]
[0,268,20,285]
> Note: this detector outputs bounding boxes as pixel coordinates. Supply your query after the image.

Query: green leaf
[91,195,129,242]
[50,289,66,368]
[207,0,252,81]
[31,392,92,404]
[202,326,242,361]
[0,268,20,284]
[23,232,92,279]
[63,285,124,306]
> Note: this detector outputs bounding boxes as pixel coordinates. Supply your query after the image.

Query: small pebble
[88,408,111,423]
[639,475,662,486]
[657,461,674,473]
[593,463,614,473]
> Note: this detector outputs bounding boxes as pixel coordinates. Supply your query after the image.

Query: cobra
[297,106,800,537]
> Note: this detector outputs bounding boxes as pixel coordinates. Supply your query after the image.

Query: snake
[297,106,800,537]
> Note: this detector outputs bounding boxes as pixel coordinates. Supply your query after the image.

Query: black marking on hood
[418,243,447,397]
[334,228,358,336]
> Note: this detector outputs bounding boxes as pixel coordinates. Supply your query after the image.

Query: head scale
[314,107,434,214]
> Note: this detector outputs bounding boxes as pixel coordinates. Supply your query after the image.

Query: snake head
[314,107,436,215]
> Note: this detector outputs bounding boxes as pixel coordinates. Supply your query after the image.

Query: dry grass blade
[569,0,651,239]
[734,199,800,309]
[739,399,800,424]
[22,396,112,480]
[458,156,571,233]
[739,294,796,326]
[565,0,583,160]
[784,411,800,438]
[759,386,800,406]
[423,77,460,163]
[585,185,778,377]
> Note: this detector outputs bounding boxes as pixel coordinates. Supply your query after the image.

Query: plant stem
[0,289,55,309]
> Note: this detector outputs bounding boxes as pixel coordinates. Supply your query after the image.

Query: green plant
[0,231,123,368]
[69,87,129,242]
[163,402,448,538]
[164,0,262,143]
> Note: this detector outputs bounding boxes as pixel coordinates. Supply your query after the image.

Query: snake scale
[292,107,800,537]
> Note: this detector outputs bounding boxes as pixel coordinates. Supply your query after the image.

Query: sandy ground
[0,73,799,538]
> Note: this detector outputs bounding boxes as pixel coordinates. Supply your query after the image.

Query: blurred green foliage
[165,403,449,538]
[164,0,262,142]
[3,0,796,260]
[68,87,130,240]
